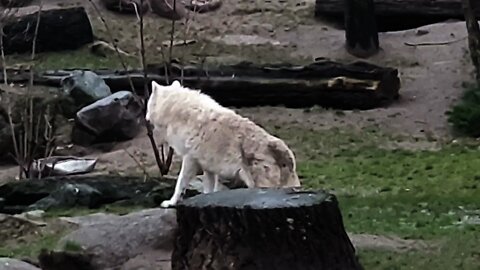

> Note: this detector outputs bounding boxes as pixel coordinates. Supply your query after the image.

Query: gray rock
[72,91,143,146]
[61,70,111,107]
[0,258,40,270]
[28,183,103,211]
[118,250,171,270]
[58,208,177,269]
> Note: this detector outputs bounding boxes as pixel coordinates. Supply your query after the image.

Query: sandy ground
[0,0,476,179]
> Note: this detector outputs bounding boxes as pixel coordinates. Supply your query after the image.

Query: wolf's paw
[160,199,177,208]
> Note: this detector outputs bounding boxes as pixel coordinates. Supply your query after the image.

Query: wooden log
[315,0,480,17]
[0,60,401,110]
[172,188,363,270]
[2,7,94,55]
[344,0,379,58]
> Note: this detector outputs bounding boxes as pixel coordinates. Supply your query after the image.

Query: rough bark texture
[1,7,94,55]
[316,0,480,17]
[0,60,401,110]
[344,0,379,58]
[462,0,480,81]
[172,188,363,270]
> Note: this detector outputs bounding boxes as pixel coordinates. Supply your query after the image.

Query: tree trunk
[462,0,480,81]
[344,0,379,58]
[1,7,94,55]
[0,60,401,110]
[172,188,363,270]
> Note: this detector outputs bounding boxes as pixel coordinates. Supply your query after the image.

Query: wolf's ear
[151,80,161,92]
[171,80,181,88]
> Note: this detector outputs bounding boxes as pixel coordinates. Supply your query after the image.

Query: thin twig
[123,148,151,181]
[87,0,135,92]
[168,0,177,64]
[134,0,171,176]
[404,36,467,47]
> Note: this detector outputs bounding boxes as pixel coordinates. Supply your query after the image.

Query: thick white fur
[146,80,301,207]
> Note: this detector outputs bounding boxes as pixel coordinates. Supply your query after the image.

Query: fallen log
[0,59,401,110]
[315,0,480,17]
[2,7,94,55]
[172,188,363,270]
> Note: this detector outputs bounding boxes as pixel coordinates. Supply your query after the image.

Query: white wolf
[145,80,301,207]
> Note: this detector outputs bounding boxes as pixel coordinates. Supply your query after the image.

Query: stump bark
[344,0,379,58]
[172,188,363,270]
[1,7,94,55]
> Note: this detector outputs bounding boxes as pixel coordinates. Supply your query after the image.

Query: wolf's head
[145,80,183,123]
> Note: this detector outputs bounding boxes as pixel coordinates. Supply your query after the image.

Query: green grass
[267,125,480,269]
[2,123,479,268]
[0,232,66,259]
[5,42,306,70]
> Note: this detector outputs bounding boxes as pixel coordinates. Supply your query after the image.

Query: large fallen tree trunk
[1,7,94,55]
[0,60,401,109]
[315,0,480,17]
[172,188,363,270]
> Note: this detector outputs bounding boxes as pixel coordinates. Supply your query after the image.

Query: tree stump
[172,188,363,270]
[344,0,379,58]
[1,7,94,55]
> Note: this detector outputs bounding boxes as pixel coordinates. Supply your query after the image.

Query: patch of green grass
[267,125,480,269]
[61,240,84,252]
[5,41,307,71]
[0,232,65,259]
[6,47,139,70]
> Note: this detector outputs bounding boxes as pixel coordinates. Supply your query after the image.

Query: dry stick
[134,0,170,176]
[123,148,151,181]
[87,0,135,92]
[178,0,198,84]
[0,26,7,86]
[168,0,178,62]
[23,2,43,178]
[404,36,468,47]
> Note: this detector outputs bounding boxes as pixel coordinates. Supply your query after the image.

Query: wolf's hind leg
[161,155,199,208]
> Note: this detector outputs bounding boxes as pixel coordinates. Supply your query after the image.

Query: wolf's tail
[268,140,301,187]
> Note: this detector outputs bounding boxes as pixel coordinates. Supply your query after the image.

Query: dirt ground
[0,1,475,178]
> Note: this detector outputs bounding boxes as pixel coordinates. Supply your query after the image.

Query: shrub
[447,83,480,137]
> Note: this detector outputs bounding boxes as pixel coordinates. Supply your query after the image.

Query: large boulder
[61,71,112,108]
[71,91,144,146]
[0,258,40,270]
[57,208,177,269]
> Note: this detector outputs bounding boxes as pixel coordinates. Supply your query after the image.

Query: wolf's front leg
[202,171,216,193]
[161,155,199,208]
